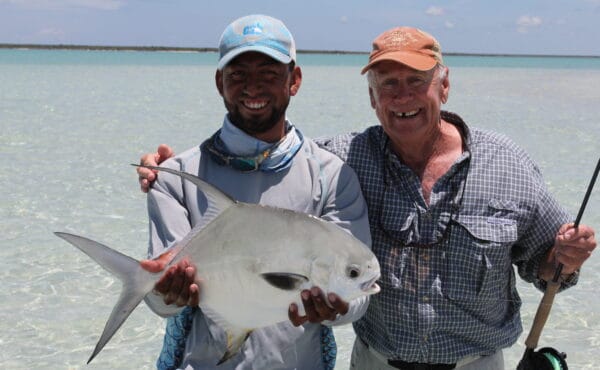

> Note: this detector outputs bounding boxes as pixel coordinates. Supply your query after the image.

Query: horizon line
[1,43,599,59]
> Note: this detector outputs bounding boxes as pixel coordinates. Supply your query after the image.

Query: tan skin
[138,52,348,326]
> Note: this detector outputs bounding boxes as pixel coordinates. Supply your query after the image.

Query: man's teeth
[245,101,267,110]
[395,109,419,118]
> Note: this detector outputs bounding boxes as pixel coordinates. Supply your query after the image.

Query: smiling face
[367,61,449,147]
[216,51,302,142]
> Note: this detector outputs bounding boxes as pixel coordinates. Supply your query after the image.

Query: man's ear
[215,69,224,96]
[440,66,450,104]
[289,66,302,96]
[369,87,376,109]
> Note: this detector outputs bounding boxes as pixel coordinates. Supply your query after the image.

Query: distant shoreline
[1,43,599,58]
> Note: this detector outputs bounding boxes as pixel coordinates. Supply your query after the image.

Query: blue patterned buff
[157,308,337,369]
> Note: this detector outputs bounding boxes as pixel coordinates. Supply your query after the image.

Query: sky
[1,0,600,56]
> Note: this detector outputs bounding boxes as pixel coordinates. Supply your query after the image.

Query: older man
[139,26,596,369]
[318,27,596,369]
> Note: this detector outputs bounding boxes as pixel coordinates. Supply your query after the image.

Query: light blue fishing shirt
[145,115,372,370]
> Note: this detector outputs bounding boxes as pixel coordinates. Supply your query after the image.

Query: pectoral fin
[261,272,308,291]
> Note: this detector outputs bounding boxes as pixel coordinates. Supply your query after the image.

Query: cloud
[517,15,542,27]
[425,6,444,16]
[516,15,542,33]
[0,0,124,10]
[445,21,455,29]
[38,27,64,36]
[340,15,348,24]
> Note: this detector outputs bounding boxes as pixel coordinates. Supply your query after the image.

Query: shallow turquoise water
[1,50,599,369]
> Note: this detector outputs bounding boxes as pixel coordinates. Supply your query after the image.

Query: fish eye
[346,265,361,279]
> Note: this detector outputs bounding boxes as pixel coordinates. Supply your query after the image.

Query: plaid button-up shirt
[316,111,573,364]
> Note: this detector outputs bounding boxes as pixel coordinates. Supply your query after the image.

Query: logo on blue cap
[217,15,296,70]
[243,23,264,36]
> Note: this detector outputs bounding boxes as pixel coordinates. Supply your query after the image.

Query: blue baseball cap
[217,14,296,70]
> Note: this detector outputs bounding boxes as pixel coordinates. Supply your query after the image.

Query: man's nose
[391,86,413,102]
[242,73,264,95]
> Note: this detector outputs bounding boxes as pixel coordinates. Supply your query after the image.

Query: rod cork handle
[524,280,561,349]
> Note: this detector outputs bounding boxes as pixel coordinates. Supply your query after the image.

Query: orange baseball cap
[361,27,443,74]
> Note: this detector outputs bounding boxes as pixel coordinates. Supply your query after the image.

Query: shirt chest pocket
[443,208,518,302]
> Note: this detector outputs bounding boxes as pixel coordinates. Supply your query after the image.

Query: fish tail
[54,232,156,363]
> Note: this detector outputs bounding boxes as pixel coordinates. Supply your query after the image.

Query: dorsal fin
[134,164,237,260]
[134,164,235,212]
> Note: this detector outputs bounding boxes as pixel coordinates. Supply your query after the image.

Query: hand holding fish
[288,287,349,326]
[140,252,201,307]
[538,222,596,281]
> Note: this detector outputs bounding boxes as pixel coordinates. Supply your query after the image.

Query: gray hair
[437,64,447,80]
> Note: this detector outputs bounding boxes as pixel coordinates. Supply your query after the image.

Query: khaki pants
[349,337,505,370]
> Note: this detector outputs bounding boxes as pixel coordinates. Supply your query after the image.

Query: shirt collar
[219,115,291,156]
[203,115,304,173]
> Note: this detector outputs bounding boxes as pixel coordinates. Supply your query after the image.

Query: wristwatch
[560,269,580,284]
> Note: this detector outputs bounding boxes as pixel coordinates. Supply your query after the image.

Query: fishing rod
[517,157,600,370]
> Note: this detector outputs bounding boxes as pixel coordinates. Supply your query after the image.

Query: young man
[139,15,371,370]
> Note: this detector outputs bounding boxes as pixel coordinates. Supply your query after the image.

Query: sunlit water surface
[1,50,599,369]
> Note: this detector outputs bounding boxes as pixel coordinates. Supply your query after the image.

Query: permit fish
[55,165,381,365]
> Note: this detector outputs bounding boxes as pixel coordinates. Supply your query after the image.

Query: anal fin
[201,305,254,366]
[217,328,253,365]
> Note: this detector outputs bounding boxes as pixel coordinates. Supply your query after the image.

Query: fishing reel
[517,347,568,370]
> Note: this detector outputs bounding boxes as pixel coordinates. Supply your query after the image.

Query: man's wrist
[560,269,579,284]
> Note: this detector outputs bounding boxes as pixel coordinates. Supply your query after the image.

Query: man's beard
[225,99,290,136]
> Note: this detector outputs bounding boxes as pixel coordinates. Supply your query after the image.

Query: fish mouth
[361,275,381,295]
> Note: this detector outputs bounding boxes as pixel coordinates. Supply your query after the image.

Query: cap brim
[360,51,438,74]
[217,45,293,70]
